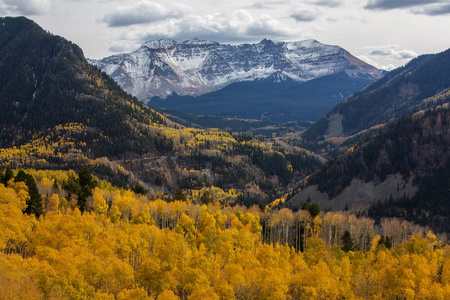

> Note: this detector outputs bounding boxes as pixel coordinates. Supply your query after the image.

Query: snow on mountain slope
[89,38,383,101]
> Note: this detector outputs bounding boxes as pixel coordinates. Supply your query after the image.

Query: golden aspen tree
[116,288,153,300]
[47,194,60,212]
[93,188,108,214]
[108,205,121,223]
[157,290,179,300]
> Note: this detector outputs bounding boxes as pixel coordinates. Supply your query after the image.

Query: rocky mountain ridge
[89,38,383,101]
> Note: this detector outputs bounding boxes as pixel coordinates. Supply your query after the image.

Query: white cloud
[250,0,288,9]
[123,9,300,45]
[1,0,51,15]
[362,45,418,60]
[103,1,188,27]
[357,45,418,71]
[357,55,395,71]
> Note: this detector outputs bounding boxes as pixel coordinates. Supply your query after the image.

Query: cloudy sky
[1,0,450,70]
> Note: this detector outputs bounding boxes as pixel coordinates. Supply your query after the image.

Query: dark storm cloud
[290,10,319,22]
[365,0,446,10]
[412,3,450,15]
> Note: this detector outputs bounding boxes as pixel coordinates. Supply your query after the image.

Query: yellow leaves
[0,254,45,299]
[47,194,60,212]
[92,188,108,214]
[346,144,357,153]
[189,285,219,300]
[370,235,381,252]
[240,212,262,235]
[117,288,152,300]
[222,263,245,287]
[0,184,28,211]
[312,215,322,235]
[175,213,197,239]
[108,205,121,224]
[40,177,54,191]
[157,290,178,300]
[0,186,32,251]
[2,170,450,299]
[441,257,450,286]
[132,211,155,226]
[293,260,343,300]
[199,212,216,234]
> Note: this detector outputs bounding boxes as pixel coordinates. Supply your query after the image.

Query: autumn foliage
[0,169,449,300]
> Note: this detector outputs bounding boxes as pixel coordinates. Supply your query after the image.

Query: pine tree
[173,188,186,202]
[132,183,147,195]
[77,167,96,212]
[341,230,358,252]
[2,166,13,185]
[14,170,43,217]
[14,170,28,183]
[24,174,43,217]
[341,230,356,252]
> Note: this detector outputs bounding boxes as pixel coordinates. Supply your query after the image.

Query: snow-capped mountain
[89,38,383,101]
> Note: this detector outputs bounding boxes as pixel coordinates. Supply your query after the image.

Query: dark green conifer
[174,188,186,201]
[24,174,43,217]
[2,166,13,185]
[341,230,357,252]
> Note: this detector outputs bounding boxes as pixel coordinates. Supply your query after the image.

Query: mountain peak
[259,38,275,45]
[0,16,46,39]
[182,38,219,46]
[91,38,382,100]
[142,39,177,50]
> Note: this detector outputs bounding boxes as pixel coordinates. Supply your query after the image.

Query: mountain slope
[149,72,374,122]
[287,105,450,232]
[303,49,450,147]
[89,38,382,101]
[0,16,167,157]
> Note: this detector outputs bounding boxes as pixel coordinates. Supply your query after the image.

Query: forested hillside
[149,72,373,123]
[1,168,449,300]
[302,48,450,155]
[288,106,450,233]
[0,17,167,157]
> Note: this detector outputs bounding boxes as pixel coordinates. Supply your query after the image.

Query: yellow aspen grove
[0,169,449,299]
